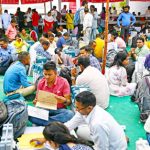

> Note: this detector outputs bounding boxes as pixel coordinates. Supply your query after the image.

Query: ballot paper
[28,106,49,121]
[36,90,57,110]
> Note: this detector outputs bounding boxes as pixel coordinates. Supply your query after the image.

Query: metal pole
[102,0,109,75]
[44,2,46,15]
[50,1,52,10]
[126,0,129,5]
[58,0,61,12]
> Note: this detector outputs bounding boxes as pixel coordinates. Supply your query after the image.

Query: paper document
[36,90,57,110]
[17,133,44,150]
[28,106,49,121]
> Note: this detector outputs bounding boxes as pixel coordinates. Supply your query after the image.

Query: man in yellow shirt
[94,34,104,61]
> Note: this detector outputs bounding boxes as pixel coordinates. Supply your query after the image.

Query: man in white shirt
[51,6,58,33]
[65,91,127,150]
[77,1,88,39]
[83,8,93,43]
[25,8,32,28]
[71,56,109,109]
[1,10,11,31]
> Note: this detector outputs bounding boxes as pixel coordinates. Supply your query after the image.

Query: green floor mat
[0,75,146,149]
[107,96,145,150]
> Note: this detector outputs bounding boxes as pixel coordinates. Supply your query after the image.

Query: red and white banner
[88,0,123,2]
[0,0,19,4]
[21,0,52,4]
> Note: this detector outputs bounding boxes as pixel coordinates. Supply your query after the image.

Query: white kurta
[65,105,127,150]
[107,65,136,96]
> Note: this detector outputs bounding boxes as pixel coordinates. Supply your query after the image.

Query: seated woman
[11,34,29,53]
[107,51,136,96]
[30,122,93,150]
[20,28,33,42]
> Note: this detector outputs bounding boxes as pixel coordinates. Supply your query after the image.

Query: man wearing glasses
[65,91,127,150]
[29,61,74,126]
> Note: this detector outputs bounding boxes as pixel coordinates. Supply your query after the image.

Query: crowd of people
[0,1,150,149]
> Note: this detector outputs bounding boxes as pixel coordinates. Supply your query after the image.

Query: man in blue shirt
[35,40,51,60]
[117,5,136,43]
[3,51,35,97]
[0,38,16,75]
[56,32,69,49]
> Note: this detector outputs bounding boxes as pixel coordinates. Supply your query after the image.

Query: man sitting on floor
[71,56,109,109]
[3,51,35,97]
[65,91,127,150]
[29,61,74,126]
[0,37,16,75]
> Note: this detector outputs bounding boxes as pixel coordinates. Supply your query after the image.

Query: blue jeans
[29,109,74,126]
[91,28,97,40]
[33,26,39,35]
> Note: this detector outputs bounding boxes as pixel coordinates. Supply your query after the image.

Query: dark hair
[111,32,118,39]
[56,32,62,37]
[43,122,93,148]
[18,51,29,61]
[80,46,93,54]
[124,5,130,9]
[111,51,128,67]
[43,61,57,71]
[4,10,8,13]
[82,1,88,6]
[136,37,144,43]
[11,19,17,24]
[96,33,100,38]
[63,32,69,37]
[15,34,21,38]
[53,6,56,9]
[84,8,89,13]
[42,40,50,46]
[88,41,96,47]
[78,56,90,68]
[75,91,96,107]
[69,10,72,13]
[42,32,49,38]
[0,37,8,43]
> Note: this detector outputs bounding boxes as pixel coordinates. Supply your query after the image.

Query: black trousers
[77,24,83,39]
